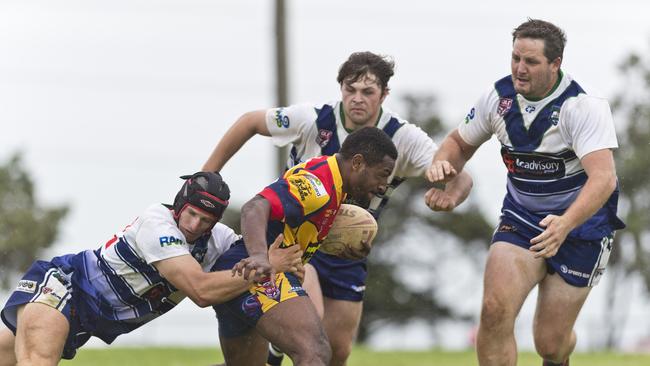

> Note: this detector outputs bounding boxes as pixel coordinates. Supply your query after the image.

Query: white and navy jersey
[265,101,436,218]
[53,204,238,324]
[459,73,625,239]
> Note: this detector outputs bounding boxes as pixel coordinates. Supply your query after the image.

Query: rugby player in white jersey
[0,172,302,365]
[427,19,626,366]
[203,51,473,366]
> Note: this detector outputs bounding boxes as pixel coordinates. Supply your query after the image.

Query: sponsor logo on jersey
[303,174,328,197]
[289,173,328,201]
[550,105,561,125]
[501,149,565,180]
[315,129,333,147]
[159,236,184,247]
[464,107,475,124]
[16,280,37,293]
[524,105,536,113]
[274,108,290,128]
[497,98,513,116]
[289,177,312,201]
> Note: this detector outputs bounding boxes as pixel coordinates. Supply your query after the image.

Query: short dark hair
[512,18,566,62]
[337,52,395,92]
[339,127,398,165]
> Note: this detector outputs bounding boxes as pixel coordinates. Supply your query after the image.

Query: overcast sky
[1,0,649,349]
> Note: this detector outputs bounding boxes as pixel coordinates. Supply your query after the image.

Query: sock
[267,343,284,366]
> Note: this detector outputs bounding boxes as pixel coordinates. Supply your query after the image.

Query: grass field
[60,347,650,366]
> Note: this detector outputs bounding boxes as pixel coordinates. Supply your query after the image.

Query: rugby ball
[319,204,378,258]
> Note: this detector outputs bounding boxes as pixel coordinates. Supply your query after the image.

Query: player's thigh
[482,242,547,318]
[219,330,267,366]
[256,296,326,356]
[322,297,363,349]
[15,303,69,364]
[0,327,17,366]
[302,263,324,319]
[533,272,590,341]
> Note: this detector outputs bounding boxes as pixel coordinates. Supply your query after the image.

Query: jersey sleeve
[134,217,191,264]
[457,89,497,146]
[392,123,437,177]
[559,95,619,159]
[265,103,319,148]
[210,223,240,256]
[260,170,330,227]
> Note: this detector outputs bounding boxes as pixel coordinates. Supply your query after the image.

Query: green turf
[60,347,650,366]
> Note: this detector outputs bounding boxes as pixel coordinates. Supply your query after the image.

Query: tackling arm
[154,235,303,307]
[427,129,480,182]
[202,110,270,172]
[443,170,473,206]
[154,256,251,307]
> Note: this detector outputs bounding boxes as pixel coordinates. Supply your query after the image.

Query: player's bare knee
[535,343,565,363]
[330,342,352,365]
[0,330,17,366]
[534,330,572,361]
[286,330,330,365]
[479,296,511,330]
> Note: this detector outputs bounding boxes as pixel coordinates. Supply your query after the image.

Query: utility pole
[274,0,289,173]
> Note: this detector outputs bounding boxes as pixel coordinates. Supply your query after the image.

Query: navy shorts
[1,259,89,360]
[492,216,613,287]
[212,240,307,338]
[309,250,367,302]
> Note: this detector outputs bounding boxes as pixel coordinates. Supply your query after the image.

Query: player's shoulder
[268,102,321,128]
[380,106,434,139]
[565,92,610,108]
[562,92,612,120]
[287,168,331,206]
[134,204,182,236]
[378,106,416,132]
[139,204,176,224]
[210,222,238,241]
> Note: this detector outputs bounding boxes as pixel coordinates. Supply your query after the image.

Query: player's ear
[351,154,366,171]
[380,87,390,102]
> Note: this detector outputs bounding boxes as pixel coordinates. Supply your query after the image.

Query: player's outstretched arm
[233,195,275,282]
[154,255,252,307]
[202,110,270,172]
[427,129,478,183]
[424,170,473,212]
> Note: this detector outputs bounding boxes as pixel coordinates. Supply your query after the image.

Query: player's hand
[338,240,372,260]
[529,214,572,258]
[268,234,303,273]
[426,160,457,183]
[232,253,274,282]
[292,262,305,283]
[424,187,457,212]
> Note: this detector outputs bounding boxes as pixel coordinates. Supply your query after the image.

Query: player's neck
[340,106,383,132]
